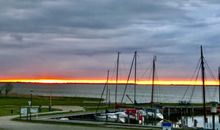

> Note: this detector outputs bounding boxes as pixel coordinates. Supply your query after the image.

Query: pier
[162,105,212,120]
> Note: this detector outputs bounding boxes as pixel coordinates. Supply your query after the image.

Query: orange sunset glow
[0,78,218,86]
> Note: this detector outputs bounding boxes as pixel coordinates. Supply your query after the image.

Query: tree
[2,83,14,96]
[0,86,4,95]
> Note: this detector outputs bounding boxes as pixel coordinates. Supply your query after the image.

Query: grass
[3,94,200,130]
[0,94,206,116]
[0,94,103,116]
[0,105,59,116]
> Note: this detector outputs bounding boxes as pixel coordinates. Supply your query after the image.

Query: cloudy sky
[0,0,220,81]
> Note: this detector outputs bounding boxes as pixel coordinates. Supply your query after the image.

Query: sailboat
[145,56,164,120]
[120,52,163,122]
[96,52,163,123]
[95,53,127,123]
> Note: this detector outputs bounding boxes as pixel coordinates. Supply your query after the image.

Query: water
[3,83,219,103]
[177,115,220,129]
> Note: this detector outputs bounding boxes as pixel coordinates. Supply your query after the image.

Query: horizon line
[0,79,219,86]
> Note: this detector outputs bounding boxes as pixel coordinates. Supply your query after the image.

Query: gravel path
[0,116,128,130]
[0,106,130,130]
[51,106,85,112]
[0,106,160,130]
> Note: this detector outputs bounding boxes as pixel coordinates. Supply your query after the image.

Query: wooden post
[212,113,215,130]
[108,89,111,107]
[106,114,108,122]
[146,109,149,120]
[192,107,194,116]
[168,108,170,120]
[117,114,119,123]
[218,115,220,123]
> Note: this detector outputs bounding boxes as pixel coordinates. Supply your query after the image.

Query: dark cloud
[0,0,220,80]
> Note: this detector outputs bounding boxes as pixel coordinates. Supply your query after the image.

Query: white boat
[60,117,69,120]
[137,109,163,120]
[155,112,164,120]
[95,112,126,123]
[138,109,147,116]
[95,113,117,122]
[146,110,164,120]
[115,111,127,123]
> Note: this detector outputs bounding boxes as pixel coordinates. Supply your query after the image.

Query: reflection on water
[177,115,220,129]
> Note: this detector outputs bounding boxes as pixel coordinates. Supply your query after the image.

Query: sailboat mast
[115,52,120,108]
[134,51,137,105]
[151,56,156,105]
[96,70,110,114]
[106,70,110,106]
[200,45,207,123]
[218,67,220,103]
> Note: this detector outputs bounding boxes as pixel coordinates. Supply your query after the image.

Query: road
[0,116,130,130]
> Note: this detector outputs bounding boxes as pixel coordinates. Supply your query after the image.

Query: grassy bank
[0,95,103,116]
[0,94,206,116]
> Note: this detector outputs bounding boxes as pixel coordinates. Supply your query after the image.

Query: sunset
[0,1,220,130]
[0,79,218,86]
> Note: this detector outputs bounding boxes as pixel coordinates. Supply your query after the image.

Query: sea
[3,83,219,103]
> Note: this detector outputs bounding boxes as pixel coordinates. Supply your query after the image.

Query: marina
[14,46,220,130]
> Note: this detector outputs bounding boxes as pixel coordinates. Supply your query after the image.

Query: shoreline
[0,82,218,87]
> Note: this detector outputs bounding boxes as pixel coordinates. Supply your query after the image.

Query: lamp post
[29,90,33,120]
[210,101,218,130]
[49,90,52,111]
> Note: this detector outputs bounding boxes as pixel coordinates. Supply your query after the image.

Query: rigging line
[155,61,161,103]
[189,63,201,101]
[181,59,201,101]
[189,85,196,102]
[106,70,110,106]
[95,83,107,114]
[205,61,218,100]
[202,62,213,101]
[204,59,218,99]
[120,59,129,79]
[212,81,218,101]
[109,57,118,83]
[204,59,217,81]
[212,85,218,101]
[189,64,201,102]
[138,63,152,81]
[141,62,153,102]
[146,65,153,99]
[188,85,194,102]
[154,65,159,102]
[204,60,218,100]
[204,60,217,100]
[136,55,148,80]
[120,54,135,103]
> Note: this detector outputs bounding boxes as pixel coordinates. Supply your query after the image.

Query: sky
[0,0,220,82]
